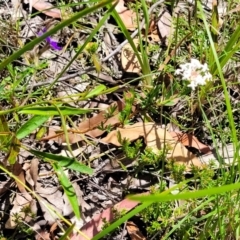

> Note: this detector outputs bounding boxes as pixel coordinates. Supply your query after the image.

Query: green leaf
[30,149,93,175]
[52,163,81,219]
[85,84,106,99]
[129,182,240,202]
[19,106,91,116]
[16,115,49,139]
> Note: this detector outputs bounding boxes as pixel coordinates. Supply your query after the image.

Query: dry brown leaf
[101,122,203,170]
[170,132,211,154]
[12,161,22,176]
[78,100,126,138]
[121,39,141,73]
[126,221,147,240]
[30,158,39,188]
[115,0,137,30]
[5,163,33,229]
[31,0,61,18]
[15,167,33,202]
[42,98,136,144]
[158,9,173,45]
[5,193,32,229]
[70,196,141,240]
[148,19,160,42]
[50,222,58,240]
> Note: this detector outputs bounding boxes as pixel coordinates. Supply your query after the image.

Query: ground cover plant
[0,0,240,239]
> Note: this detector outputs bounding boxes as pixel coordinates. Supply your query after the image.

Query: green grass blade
[212,24,240,75]
[92,202,152,240]
[0,0,113,70]
[129,182,240,202]
[108,4,144,72]
[16,115,49,139]
[198,1,238,151]
[59,223,75,240]
[29,149,93,175]
[52,163,81,219]
[93,181,189,239]
[45,3,116,92]
[19,106,92,116]
[84,84,107,98]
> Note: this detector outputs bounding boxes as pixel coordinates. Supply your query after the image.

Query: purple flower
[38,28,62,51]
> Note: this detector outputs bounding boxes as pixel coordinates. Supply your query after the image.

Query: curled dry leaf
[42,98,137,144]
[169,131,211,154]
[31,0,61,18]
[101,122,203,170]
[121,39,141,73]
[115,0,137,30]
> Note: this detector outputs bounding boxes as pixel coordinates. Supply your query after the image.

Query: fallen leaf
[15,165,33,202]
[70,197,141,240]
[50,222,58,240]
[158,9,173,45]
[115,0,137,30]
[42,98,137,144]
[31,0,61,18]
[126,221,147,240]
[169,132,211,154]
[148,19,160,42]
[121,39,141,73]
[101,122,203,170]
[5,190,33,229]
[30,158,39,188]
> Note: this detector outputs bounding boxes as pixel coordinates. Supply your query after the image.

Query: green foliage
[140,184,175,237]
[0,0,240,238]
[16,115,49,139]
[119,137,142,159]
[138,147,168,168]
[118,91,135,125]
[167,161,186,183]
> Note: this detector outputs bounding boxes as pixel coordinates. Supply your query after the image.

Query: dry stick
[15,68,95,92]
[17,0,165,91]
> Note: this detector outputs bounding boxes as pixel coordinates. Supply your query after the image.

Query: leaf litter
[0,0,239,239]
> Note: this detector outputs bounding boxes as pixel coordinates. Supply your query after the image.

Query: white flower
[175,59,212,90]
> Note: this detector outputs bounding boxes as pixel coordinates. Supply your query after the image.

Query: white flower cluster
[175,59,212,90]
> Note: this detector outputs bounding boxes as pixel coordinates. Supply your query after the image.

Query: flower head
[175,59,212,90]
[38,28,62,51]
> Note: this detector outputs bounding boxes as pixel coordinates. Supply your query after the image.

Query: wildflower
[175,59,212,90]
[38,28,62,51]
